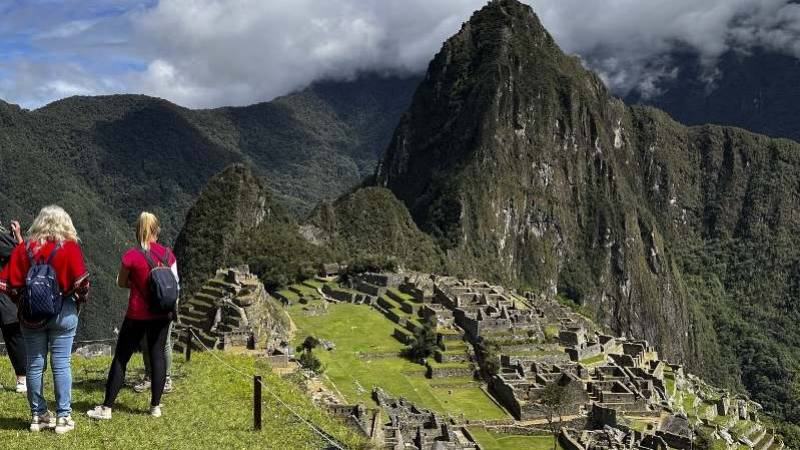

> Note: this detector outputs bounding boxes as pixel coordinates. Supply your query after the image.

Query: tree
[402,317,438,362]
[533,380,581,450]
[475,339,501,379]
[296,335,324,374]
[298,336,320,354]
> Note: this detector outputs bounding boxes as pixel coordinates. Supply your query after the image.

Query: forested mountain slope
[0,75,419,339]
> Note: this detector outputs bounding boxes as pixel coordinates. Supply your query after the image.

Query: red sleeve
[67,242,88,285]
[121,249,136,270]
[6,243,29,289]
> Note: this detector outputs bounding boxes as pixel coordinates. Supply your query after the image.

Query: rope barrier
[186,328,347,450]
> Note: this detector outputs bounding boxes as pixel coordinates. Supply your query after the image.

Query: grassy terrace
[0,353,367,450]
[388,288,419,303]
[579,353,607,366]
[664,372,676,398]
[288,298,509,421]
[275,289,299,302]
[468,427,563,450]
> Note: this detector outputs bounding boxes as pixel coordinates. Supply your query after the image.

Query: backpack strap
[46,242,62,265]
[26,242,35,266]
[140,249,159,269]
[159,248,171,267]
[26,241,62,265]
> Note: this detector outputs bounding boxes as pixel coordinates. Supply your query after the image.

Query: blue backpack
[23,243,64,323]
[141,248,179,314]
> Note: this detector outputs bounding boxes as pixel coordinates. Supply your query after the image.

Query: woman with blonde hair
[88,212,177,420]
[0,205,89,434]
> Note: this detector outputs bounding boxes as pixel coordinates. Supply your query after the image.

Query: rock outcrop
[176,266,293,352]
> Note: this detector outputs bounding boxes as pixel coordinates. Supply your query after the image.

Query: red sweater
[121,243,176,320]
[0,240,90,302]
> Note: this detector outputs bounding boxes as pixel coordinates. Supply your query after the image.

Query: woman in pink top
[88,212,177,420]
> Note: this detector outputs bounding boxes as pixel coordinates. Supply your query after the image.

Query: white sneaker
[15,379,27,394]
[133,378,151,393]
[86,405,112,420]
[149,405,162,418]
[30,411,56,432]
[55,416,75,434]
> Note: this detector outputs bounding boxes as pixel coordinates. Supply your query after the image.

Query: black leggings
[1,321,26,376]
[104,317,171,408]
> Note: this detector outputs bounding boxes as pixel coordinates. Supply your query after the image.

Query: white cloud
[4,0,800,108]
[530,0,800,95]
[128,0,481,107]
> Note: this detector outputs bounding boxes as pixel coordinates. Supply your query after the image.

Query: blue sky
[1,0,799,109]
[0,0,153,108]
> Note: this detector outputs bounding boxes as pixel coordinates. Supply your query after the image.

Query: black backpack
[141,248,179,314]
[23,243,63,323]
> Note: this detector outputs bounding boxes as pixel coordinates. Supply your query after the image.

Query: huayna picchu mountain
[363,0,800,434]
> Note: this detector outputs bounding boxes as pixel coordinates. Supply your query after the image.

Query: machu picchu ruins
[175,266,292,355]
[248,268,787,450]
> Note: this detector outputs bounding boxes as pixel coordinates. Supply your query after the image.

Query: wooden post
[185,328,193,362]
[254,375,262,431]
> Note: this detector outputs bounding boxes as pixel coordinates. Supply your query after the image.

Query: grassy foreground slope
[0,353,368,450]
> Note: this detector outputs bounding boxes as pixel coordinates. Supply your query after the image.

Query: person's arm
[117,265,131,288]
[9,221,23,244]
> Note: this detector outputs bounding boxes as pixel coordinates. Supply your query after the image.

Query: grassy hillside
[0,352,368,450]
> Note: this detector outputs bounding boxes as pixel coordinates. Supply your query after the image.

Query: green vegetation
[306,187,445,273]
[296,336,324,374]
[579,353,607,366]
[0,352,367,450]
[287,299,509,420]
[403,316,439,361]
[543,325,560,342]
[468,427,563,450]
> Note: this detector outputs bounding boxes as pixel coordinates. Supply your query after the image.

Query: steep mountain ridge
[371,0,800,428]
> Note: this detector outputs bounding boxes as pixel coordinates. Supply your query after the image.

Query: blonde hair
[27,205,79,243]
[136,212,161,250]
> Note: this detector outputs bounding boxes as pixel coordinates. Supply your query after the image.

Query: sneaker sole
[55,426,74,434]
[29,423,54,432]
[87,413,112,420]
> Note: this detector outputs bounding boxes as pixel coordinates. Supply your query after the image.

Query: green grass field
[288,300,509,421]
[0,352,368,450]
[468,427,563,450]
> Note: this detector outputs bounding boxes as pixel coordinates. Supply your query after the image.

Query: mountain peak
[377,0,611,241]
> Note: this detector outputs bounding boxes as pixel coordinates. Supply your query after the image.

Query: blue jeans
[21,298,78,418]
